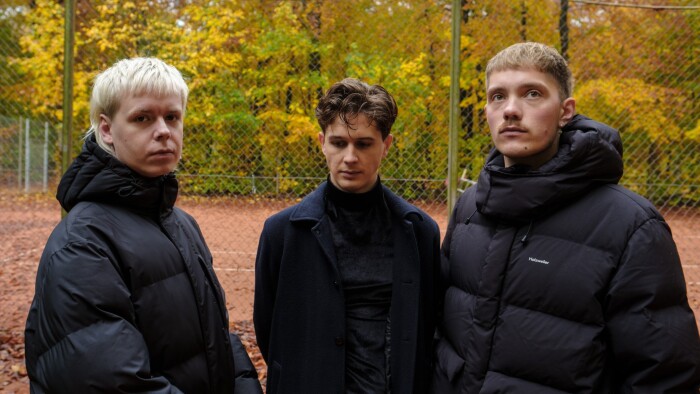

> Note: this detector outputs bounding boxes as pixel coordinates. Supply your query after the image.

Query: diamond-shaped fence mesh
[0,0,698,386]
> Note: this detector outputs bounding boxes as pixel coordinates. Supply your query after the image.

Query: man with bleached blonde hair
[25,57,262,393]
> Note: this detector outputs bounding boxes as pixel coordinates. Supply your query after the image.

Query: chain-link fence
[0,115,59,192]
[0,0,698,384]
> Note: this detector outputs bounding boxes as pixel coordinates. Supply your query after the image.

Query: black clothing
[432,115,700,393]
[25,136,262,393]
[254,181,441,393]
[326,180,393,392]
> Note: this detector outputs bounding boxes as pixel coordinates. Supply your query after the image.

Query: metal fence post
[17,117,22,190]
[24,118,30,193]
[447,0,461,216]
[62,0,76,216]
[43,121,49,192]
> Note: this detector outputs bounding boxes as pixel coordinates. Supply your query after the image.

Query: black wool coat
[25,137,262,394]
[432,115,700,393]
[254,182,441,393]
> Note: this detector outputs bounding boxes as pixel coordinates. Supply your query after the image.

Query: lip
[149,149,176,158]
[339,170,361,177]
[499,125,526,134]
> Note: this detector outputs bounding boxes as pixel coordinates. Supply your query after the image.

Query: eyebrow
[128,106,182,115]
[327,134,375,141]
[487,81,549,96]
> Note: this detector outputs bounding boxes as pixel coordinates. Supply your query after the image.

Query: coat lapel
[390,216,420,393]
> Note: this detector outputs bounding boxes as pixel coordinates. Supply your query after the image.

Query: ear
[318,132,326,154]
[559,98,576,127]
[99,114,114,145]
[382,134,393,158]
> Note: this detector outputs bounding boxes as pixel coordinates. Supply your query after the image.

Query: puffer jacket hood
[57,135,177,214]
[433,114,700,393]
[476,114,623,221]
[25,134,263,393]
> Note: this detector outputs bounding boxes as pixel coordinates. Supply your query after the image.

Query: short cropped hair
[315,78,398,140]
[486,42,573,100]
[86,57,189,155]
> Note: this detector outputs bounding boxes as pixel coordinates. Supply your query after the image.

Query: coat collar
[290,181,425,223]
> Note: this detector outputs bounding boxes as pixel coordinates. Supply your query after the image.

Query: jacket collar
[290,181,425,223]
[475,114,623,221]
[57,135,178,215]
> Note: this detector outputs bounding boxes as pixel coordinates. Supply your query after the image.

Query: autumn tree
[5,0,698,204]
[570,2,699,204]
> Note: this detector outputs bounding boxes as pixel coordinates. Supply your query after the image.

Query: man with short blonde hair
[432,42,700,393]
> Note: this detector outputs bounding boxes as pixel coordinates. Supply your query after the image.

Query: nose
[503,98,522,121]
[343,145,359,163]
[153,117,171,140]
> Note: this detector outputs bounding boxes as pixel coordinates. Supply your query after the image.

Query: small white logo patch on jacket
[528,257,550,265]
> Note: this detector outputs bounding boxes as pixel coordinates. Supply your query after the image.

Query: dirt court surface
[1,191,699,392]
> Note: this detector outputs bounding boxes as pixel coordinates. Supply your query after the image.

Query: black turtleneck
[325,178,394,393]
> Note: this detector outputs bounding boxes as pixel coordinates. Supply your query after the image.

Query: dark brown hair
[315,78,398,140]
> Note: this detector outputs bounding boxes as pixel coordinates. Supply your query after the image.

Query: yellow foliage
[285,115,317,144]
[5,0,696,196]
[687,121,700,142]
[576,78,686,144]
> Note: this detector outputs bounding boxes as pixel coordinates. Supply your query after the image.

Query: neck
[326,177,383,211]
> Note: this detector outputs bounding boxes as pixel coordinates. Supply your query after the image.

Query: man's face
[99,94,184,178]
[319,113,393,193]
[485,68,575,168]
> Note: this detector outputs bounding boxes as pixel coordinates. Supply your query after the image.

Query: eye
[165,113,181,122]
[355,141,371,149]
[525,90,542,98]
[490,93,504,102]
[331,140,347,148]
[133,115,149,122]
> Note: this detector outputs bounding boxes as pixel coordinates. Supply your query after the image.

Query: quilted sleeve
[25,240,182,394]
[606,217,700,391]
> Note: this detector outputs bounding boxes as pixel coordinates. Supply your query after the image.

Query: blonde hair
[86,57,189,155]
[486,42,573,100]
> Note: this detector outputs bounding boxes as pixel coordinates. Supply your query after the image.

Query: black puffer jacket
[433,115,700,393]
[25,137,261,393]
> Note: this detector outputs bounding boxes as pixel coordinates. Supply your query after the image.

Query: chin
[336,183,355,193]
[144,168,175,178]
[334,182,358,193]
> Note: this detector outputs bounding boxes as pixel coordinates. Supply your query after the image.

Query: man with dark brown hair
[255,78,441,393]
